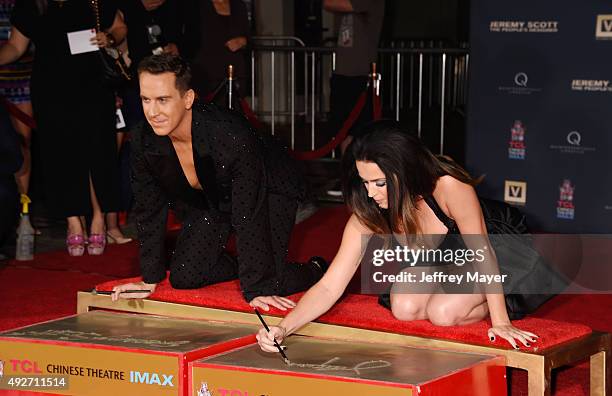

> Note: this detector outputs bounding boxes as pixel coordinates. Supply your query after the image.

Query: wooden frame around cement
[77,292,610,396]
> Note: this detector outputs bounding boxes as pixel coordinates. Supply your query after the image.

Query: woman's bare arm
[257,214,371,351]
[0,27,29,65]
[436,176,538,347]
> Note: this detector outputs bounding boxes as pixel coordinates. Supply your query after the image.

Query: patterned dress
[0,0,32,104]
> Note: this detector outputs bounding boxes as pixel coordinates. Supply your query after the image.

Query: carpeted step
[95,276,592,352]
[95,204,593,351]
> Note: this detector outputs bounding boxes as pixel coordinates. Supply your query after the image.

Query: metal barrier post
[251,51,255,111]
[464,54,470,104]
[395,53,401,121]
[271,51,275,135]
[418,53,423,137]
[227,65,233,110]
[244,43,468,159]
[440,53,446,155]
[452,56,458,108]
[305,53,309,120]
[311,51,315,150]
[291,51,295,149]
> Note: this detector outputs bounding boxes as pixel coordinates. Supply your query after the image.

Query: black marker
[254,308,290,365]
[91,289,152,295]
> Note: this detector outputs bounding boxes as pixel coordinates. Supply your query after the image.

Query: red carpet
[6,242,141,279]
[0,267,114,332]
[0,206,610,395]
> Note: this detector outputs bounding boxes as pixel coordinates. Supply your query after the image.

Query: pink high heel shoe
[106,230,132,245]
[66,234,85,256]
[87,234,106,255]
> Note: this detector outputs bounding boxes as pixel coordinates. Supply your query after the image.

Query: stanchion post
[371,62,380,97]
[227,64,234,110]
[370,62,382,120]
[440,53,446,155]
[418,53,423,137]
[396,53,401,121]
[251,50,255,111]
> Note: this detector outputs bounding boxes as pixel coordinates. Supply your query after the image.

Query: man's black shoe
[308,256,330,275]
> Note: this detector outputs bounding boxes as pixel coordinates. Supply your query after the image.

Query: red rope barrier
[202,78,229,103]
[237,87,370,160]
[289,90,367,160]
[214,78,376,160]
[0,96,36,129]
[373,90,382,121]
[239,97,265,131]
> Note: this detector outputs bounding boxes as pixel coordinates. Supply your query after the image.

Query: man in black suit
[111,55,326,310]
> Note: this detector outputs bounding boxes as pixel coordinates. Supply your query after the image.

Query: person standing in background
[117,0,188,129]
[186,0,250,100]
[0,0,33,204]
[0,0,126,256]
[325,0,384,196]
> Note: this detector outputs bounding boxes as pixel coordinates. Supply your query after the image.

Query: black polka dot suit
[130,102,322,301]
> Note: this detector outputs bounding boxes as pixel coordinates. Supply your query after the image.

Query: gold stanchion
[370,62,380,96]
[227,64,234,110]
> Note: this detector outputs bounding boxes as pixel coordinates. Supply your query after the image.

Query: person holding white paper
[0,0,127,256]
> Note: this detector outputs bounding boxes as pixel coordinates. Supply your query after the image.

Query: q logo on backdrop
[567,131,581,146]
[514,72,528,87]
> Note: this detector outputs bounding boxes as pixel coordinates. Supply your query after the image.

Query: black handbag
[90,0,131,87]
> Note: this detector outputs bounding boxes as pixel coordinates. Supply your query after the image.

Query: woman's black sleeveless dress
[377,196,566,319]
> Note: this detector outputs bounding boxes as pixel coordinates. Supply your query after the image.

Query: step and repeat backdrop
[466,1,612,233]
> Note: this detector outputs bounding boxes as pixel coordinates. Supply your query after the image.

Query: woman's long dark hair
[342,121,477,236]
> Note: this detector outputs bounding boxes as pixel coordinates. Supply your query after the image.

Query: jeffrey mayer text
[372,271,508,285]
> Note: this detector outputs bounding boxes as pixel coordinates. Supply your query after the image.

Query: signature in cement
[8,330,191,348]
[287,357,391,375]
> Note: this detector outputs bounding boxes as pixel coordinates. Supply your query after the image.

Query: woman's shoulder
[346,213,375,235]
[433,175,481,222]
[435,175,475,197]
[433,175,477,210]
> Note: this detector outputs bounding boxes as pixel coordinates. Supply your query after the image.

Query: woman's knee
[390,296,427,321]
[426,302,463,327]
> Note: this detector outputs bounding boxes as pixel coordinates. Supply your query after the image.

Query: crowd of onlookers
[0,0,250,257]
[0,0,383,258]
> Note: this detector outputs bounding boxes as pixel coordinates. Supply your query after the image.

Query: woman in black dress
[188,0,249,98]
[0,0,126,255]
[257,122,540,350]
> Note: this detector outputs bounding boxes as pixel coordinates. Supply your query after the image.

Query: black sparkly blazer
[130,103,305,299]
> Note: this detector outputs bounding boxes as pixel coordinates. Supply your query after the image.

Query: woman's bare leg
[115,131,124,149]
[105,212,132,243]
[390,292,433,321]
[426,293,488,326]
[66,216,84,236]
[89,175,105,236]
[11,102,33,194]
[388,266,440,321]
